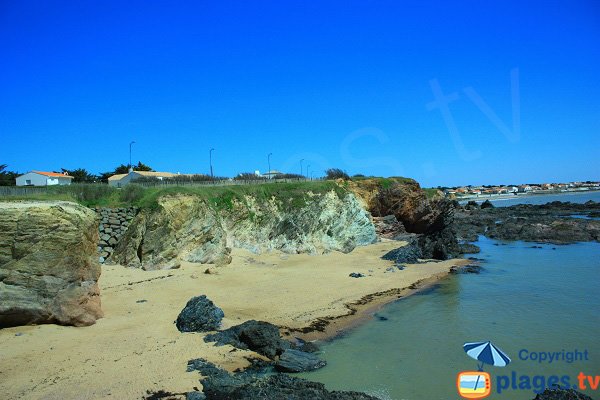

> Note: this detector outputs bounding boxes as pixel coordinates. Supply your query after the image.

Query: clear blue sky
[1,0,599,187]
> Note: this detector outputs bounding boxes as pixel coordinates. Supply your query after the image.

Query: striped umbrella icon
[463,341,511,370]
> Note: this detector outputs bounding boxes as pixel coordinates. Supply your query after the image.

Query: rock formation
[0,201,103,327]
[455,201,600,244]
[349,178,461,260]
[111,191,376,270]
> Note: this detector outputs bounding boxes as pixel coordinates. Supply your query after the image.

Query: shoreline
[456,188,600,203]
[0,241,465,399]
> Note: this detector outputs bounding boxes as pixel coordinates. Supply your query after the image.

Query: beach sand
[0,240,464,400]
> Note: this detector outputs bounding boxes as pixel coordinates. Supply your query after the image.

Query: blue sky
[1,0,599,187]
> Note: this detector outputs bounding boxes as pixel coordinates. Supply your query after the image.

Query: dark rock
[299,341,320,353]
[480,200,494,209]
[176,295,224,333]
[204,320,287,359]
[532,385,594,400]
[459,243,481,254]
[464,201,479,210]
[349,272,365,278]
[275,349,327,372]
[454,201,600,244]
[381,237,422,264]
[190,358,378,400]
[450,264,482,274]
[374,314,388,321]
[186,392,206,400]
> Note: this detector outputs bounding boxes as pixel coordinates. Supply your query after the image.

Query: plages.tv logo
[457,341,511,399]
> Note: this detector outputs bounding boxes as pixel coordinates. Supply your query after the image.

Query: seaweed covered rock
[176,295,224,332]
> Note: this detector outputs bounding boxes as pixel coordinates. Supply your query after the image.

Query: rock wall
[110,191,377,270]
[95,207,138,263]
[0,201,103,328]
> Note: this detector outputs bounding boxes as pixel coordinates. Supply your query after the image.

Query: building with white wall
[16,171,74,186]
[108,171,177,187]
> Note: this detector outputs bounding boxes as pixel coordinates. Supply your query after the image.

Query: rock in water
[275,349,327,372]
[532,386,594,400]
[204,320,287,359]
[0,201,103,327]
[176,295,224,332]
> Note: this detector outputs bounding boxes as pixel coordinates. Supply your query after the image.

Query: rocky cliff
[0,201,103,327]
[347,178,461,259]
[110,190,377,270]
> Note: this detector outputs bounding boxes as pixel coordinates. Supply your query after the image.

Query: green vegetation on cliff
[0,181,348,210]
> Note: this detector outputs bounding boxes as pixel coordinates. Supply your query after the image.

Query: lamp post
[267,153,272,180]
[129,141,136,171]
[209,148,215,179]
[300,159,304,177]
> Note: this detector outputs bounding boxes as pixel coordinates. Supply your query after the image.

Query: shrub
[325,168,350,180]
[120,184,146,203]
[234,172,264,181]
[274,173,304,179]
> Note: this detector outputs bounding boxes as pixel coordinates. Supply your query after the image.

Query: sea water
[476,190,600,207]
[298,197,600,399]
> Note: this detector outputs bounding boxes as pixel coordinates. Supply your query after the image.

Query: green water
[298,238,600,399]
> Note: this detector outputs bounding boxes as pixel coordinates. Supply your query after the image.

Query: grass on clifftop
[0,181,348,210]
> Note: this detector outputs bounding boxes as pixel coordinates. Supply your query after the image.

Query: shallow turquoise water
[298,238,600,399]
[480,190,600,207]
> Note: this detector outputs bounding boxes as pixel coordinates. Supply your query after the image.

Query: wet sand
[0,240,464,400]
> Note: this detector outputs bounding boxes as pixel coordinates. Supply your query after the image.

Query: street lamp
[300,159,304,177]
[129,141,136,171]
[209,148,215,179]
[267,153,273,180]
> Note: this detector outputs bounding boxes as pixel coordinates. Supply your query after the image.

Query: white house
[16,170,74,186]
[108,171,178,187]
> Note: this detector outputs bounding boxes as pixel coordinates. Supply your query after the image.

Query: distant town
[443,181,600,200]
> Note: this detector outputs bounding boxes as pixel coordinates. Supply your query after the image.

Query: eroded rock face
[111,191,376,270]
[0,201,103,328]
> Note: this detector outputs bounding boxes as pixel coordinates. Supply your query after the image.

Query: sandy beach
[0,240,463,400]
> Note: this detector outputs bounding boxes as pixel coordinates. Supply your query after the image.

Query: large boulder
[0,201,103,327]
[176,295,224,332]
[204,320,288,359]
[275,349,327,372]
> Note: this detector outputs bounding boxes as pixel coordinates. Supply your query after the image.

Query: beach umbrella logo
[457,341,511,399]
[463,341,511,370]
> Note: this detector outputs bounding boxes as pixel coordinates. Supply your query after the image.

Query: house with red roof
[15,170,74,186]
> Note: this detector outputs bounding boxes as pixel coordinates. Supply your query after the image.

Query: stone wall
[95,207,138,263]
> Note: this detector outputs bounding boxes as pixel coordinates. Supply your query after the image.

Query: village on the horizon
[444,181,600,200]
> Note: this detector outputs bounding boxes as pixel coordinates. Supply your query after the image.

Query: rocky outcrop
[352,179,461,260]
[95,207,138,263]
[176,295,224,332]
[455,201,600,244]
[532,386,594,399]
[204,320,288,359]
[111,191,376,270]
[0,201,102,327]
[187,358,378,400]
[275,349,327,372]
